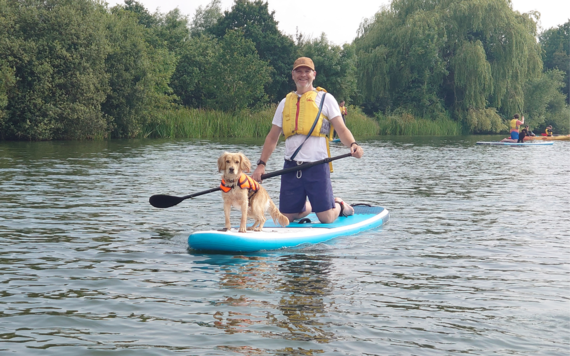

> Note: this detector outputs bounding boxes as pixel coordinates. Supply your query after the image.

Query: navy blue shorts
[279,160,336,214]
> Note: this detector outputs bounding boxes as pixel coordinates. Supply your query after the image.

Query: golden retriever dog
[217,152,289,232]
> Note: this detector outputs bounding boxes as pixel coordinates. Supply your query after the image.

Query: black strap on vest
[290,92,327,161]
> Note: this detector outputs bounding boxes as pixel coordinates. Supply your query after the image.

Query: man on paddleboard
[509,114,524,140]
[252,57,363,224]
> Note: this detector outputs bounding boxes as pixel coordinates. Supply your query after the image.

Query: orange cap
[293,57,315,71]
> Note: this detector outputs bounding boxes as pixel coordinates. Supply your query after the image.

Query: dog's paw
[238,226,247,233]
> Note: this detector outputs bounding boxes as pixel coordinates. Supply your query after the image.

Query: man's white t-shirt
[272,90,342,162]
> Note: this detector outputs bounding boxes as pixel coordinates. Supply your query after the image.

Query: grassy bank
[376,111,463,136]
[142,105,380,139]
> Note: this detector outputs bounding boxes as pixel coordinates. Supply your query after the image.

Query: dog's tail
[269,200,289,227]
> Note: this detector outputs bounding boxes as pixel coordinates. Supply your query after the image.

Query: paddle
[149,152,353,208]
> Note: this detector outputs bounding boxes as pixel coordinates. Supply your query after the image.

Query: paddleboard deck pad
[476,141,554,146]
[188,205,389,252]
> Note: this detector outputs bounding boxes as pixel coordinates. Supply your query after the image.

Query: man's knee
[316,207,339,224]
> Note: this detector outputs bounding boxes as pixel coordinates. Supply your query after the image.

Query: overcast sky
[105,0,569,45]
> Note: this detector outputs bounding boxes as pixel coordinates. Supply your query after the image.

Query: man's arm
[252,125,282,182]
[331,116,363,158]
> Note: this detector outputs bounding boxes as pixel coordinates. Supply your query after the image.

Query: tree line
[0,0,567,140]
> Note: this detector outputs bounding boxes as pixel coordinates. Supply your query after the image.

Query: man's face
[292,67,316,89]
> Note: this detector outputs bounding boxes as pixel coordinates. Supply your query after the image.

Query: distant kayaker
[509,114,524,140]
[525,125,536,137]
[333,101,348,139]
[545,125,553,137]
[339,101,348,121]
[252,57,363,224]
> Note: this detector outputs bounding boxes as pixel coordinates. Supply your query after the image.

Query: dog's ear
[218,153,228,172]
[239,153,252,173]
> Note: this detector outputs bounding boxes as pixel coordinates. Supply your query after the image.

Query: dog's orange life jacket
[220,173,259,194]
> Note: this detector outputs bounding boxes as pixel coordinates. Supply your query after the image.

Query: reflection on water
[213,254,334,353]
[0,136,568,355]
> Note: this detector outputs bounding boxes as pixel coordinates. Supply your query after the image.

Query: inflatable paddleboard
[188,205,389,252]
[476,141,554,146]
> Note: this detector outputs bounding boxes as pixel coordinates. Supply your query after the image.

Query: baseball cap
[293,57,315,71]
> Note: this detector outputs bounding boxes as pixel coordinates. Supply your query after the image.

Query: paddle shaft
[149,152,353,208]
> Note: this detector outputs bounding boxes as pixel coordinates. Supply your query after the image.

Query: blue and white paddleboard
[476,141,554,146]
[188,205,389,252]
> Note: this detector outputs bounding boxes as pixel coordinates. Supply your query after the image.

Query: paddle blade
[149,194,185,208]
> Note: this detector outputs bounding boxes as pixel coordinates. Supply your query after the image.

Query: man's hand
[252,165,265,182]
[351,143,364,158]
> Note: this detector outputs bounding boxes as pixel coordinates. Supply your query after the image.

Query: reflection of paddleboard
[476,141,554,146]
[188,205,389,252]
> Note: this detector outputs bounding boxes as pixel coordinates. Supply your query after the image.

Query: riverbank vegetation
[0,0,568,140]
[142,104,377,139]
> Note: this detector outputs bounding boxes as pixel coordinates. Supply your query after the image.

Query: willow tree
[355,0,542,133]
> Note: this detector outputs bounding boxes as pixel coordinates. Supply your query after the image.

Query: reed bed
[142,106,275,139]
[376,111,463,136]
[143,105,380,139]
[343,105,380,138]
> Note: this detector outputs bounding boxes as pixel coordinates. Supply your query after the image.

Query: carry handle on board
[149,152,353,209]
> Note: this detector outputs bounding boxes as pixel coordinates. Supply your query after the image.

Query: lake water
[0,136,568,355]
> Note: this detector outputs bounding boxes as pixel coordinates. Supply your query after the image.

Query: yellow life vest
[545,128,553,136]
[281,87,334,172]
[282,87,330,139]
[510,118,520,132]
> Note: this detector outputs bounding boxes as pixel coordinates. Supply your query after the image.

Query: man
[339,101,348,120]
[252,57,363,224]
[510,114,524,140]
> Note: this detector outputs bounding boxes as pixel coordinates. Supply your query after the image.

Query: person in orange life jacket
[509,114,524,140]
[333,101,348,138]
[252,57,363,224]
[339,101,348,119]
[545,125,553,136]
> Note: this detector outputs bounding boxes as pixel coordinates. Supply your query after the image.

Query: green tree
[121,0,156,27]
[297,34,358,105]
[210,0,296,102]
[524,69,568,133]
[204,30,271,111]
[105,7,177,138]
[151,8,191,55]
[0,0,110,140]
[0,63,16,128]
[191,0,223,36]
[355,0,543,133]
[540,21,569,105]
[170,34,219,108]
